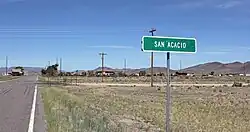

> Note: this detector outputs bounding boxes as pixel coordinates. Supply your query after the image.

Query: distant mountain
[93,67,114,71]
[90,66,175,75]
[183,61,250,74]
[144,67,175,74]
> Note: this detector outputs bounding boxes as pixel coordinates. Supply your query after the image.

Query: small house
[95,69,115,77]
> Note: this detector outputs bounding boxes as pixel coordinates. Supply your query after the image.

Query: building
[95,68,115,77]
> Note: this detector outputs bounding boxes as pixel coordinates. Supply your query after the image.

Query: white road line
[27,84,38,132]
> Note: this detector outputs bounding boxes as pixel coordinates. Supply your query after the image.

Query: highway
[0,76,46,132]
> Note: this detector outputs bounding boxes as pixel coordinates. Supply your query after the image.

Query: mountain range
[88,61,250,74]
[183,61,250,74]
[1,61,249,75]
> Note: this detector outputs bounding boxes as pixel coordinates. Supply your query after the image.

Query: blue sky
[0,0,249,71]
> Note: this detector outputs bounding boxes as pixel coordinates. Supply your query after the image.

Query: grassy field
[0,76,19,81]
[40,82,250,132]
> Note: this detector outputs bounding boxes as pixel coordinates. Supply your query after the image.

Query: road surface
[0,76,46,132]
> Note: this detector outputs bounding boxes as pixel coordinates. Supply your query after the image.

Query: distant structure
[174,72,188,76]
[95,68,115,77]
[11,69,24,76]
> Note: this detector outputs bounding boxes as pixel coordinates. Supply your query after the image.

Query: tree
[87,71,95,77]
[139,71,146,76]
[40,64,59,77]
[41,69,46,75]
[15,66,24,70]
[66,72,71,76]
[58,72,65,76]
[158,72,165,76]
[118,71,125,77]
[210,71,215,75]
[81,71,87,76]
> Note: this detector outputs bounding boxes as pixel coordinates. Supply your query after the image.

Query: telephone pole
[5,56,8,75]
[149,28,156,87]
[48,61,51,86]
[99,52,107,82]
[124,59,127,75]
[244,61,246,76]
[179,60,182,72]
[60,58,62,77]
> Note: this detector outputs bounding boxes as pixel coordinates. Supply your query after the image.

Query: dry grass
[40,80,250,132]
[41,86,125,132]
[0,76,19,81]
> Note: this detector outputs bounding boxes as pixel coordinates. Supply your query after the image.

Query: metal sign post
[166,52,171,132]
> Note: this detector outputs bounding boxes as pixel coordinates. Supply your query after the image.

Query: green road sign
[142,36,197,53]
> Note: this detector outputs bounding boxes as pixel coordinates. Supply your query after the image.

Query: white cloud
[0,28,72,33]
[87,45,134,49]
[7,0,25,2]
[203,51,229,55]
[178,1,205,8]
[217,1,242,9]
[0,0,25,4]
[171,0,248,10]
[239,46,250,50]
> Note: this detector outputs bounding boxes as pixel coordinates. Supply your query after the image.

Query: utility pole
[99,52,107,82]
[60,58,62,77]
[244,61,246,83]
[149,28,156,87]
[56,57,58,82]
[48,61,51,86]
[179,60,182,72]
[244,61,246,76]
[124,59,127,75]
[5,56,8,75]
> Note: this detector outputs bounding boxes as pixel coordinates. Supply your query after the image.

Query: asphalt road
[0,76,46,132]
